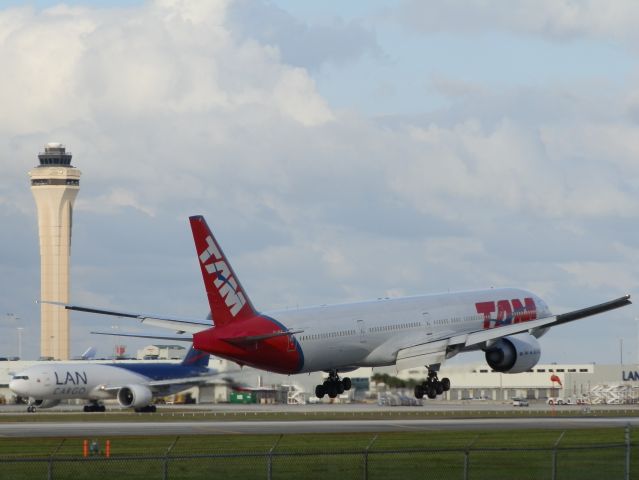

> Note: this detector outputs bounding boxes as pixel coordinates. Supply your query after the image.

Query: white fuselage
[270,287,551,373]
[9,364,148,401]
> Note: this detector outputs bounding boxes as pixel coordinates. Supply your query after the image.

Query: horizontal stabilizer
[221,330,304,346]
[40,301,209,334]
[91,331,192,342]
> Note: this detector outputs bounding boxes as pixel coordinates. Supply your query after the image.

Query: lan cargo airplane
[9,345,215,412]
[47,216,631,401]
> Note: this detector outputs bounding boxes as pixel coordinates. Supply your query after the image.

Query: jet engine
[30,399,60,409]
[484,333,541,373]
[117,384,153,408]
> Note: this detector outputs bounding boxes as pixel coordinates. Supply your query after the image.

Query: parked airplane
[46,216,632,401]
[9,344,215,412]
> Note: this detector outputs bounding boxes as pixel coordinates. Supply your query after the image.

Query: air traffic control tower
[29,143,81,360]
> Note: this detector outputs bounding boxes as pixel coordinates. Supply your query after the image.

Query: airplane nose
[9,378,25,395]
[9,379,19,393]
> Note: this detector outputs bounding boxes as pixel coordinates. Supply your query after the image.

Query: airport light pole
[5,313,22,358]
[17,326,23,359]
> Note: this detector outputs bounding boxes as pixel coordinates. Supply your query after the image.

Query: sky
[1,0,638,366]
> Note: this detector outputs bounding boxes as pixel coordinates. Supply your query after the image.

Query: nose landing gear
[414,369,450,399]
[315,370,352,399]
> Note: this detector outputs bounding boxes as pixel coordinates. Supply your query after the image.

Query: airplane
[9,344,216,412]
[45,215,632,401]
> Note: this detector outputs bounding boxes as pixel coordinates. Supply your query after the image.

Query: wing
[395,295,631,371]
[45,301,303,345]
[89,329,304,345]
[99,375,220,393]
[40,301,209,334]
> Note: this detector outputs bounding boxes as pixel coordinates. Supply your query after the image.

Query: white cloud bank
[0,0,637,362]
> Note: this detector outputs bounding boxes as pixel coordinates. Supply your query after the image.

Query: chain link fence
[1,437,636,480]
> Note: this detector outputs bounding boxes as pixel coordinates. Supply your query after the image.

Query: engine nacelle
[30,399,61,409]
[117,384,153,408]
[484,333,541,373]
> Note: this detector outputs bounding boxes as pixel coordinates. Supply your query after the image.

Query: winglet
[189,215,258,326]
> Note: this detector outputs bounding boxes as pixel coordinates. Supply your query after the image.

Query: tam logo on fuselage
[199,235,247,316]
[476,298,537,329]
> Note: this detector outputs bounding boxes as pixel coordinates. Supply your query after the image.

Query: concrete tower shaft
[29,143,81,360]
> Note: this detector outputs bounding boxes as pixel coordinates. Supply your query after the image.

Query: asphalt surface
[3,417,639,438]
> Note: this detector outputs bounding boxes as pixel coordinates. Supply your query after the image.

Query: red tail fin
[189,216,257,326]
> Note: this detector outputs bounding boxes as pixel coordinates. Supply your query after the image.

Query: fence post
[267,434,283,480]
[363,434,378,480]
[463,451,469,480]
[163,436,180,480]
[48,439,66,480]
[551,431,565,480]
[463,435,479,480]
[625,423,631,480]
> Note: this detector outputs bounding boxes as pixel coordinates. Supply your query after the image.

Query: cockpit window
[12,375,29,380]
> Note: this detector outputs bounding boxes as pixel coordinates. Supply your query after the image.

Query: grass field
[0,427,637,479]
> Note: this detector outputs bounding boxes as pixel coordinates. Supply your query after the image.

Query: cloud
[227,0,380,70]
[0,0,637,362]
[395,0,639,46]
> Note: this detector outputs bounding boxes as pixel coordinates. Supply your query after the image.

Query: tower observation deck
[29,143,81,360]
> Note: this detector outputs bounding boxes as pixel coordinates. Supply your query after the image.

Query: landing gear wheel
[426,385,437,399]
[135,405,157,413]
[342,377,352,391]
[415,368,452,399]
[441,377,451,391]
[316,370,348,400]
[83,402,105,412]
[327,383,338,398]
[27,406,36,413]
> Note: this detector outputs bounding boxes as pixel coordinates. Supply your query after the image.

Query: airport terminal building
[398,363,639,404]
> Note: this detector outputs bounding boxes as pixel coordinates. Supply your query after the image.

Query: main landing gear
[315,371,352,399]
[414,369,451,399]
[83,402,106,412]
[134,405,157,413]
[27,405,36,413]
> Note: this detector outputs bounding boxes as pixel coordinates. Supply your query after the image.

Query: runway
[3,417,639,438]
